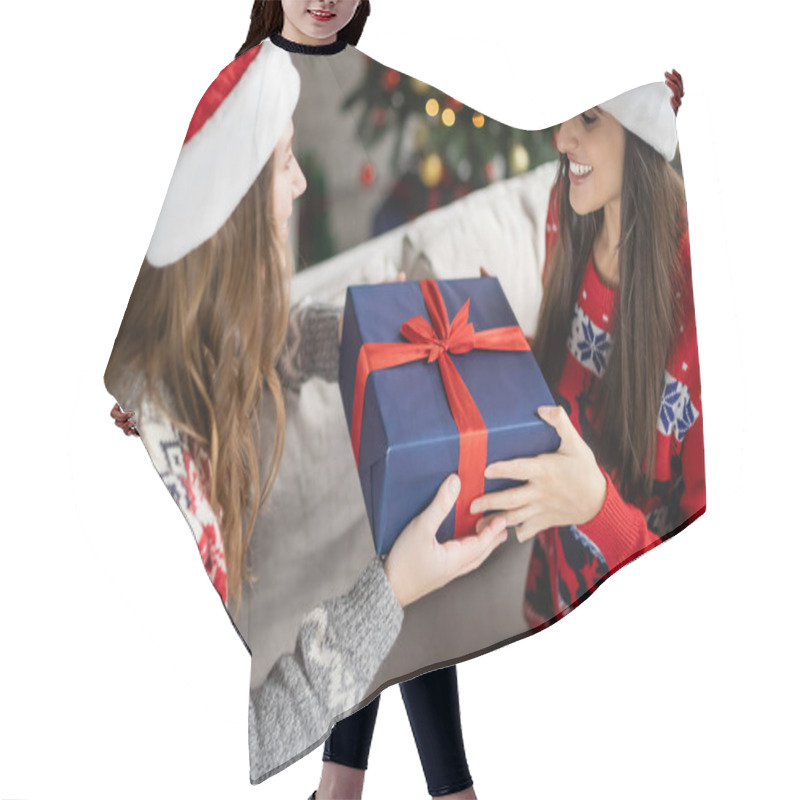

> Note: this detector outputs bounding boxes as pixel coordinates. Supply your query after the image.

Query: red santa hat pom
[598,70,682,162]
[146,41,301,267]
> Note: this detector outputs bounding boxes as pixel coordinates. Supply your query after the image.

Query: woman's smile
[568,159,593,185]
[308,7,336,23]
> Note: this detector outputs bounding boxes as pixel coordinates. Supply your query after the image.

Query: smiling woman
[472,72,705,632]
[282,0,362,44]
[557,108,626,223]
[237,0,370,57]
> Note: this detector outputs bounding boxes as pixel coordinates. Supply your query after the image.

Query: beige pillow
[292,245,402,307]
[401,160,559,337]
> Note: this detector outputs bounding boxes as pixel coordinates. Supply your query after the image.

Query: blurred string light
[343,63,557,191]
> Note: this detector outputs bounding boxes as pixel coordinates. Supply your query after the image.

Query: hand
[471,405,607,542]
[111,403,139,437]
[384,474,508,608]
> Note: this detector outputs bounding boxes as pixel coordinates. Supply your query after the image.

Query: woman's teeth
[569,161,593,176]
[309,9,334,20]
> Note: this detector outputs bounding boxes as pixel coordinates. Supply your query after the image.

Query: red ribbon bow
[350,279,529,539]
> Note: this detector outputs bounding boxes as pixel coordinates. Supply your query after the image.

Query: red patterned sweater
[523,185,706,629]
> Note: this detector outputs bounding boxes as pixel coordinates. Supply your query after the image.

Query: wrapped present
[339,277,561,555]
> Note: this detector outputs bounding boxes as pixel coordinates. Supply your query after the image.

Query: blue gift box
[338,277,561,555]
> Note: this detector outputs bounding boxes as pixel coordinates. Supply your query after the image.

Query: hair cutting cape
[105,34,704,784]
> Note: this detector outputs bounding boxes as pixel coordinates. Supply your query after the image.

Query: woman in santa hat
[114,3,504,798]
[105,27,508,785]
[471,71,706,633]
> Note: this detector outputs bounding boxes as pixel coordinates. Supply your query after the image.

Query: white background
[2,1,797,798]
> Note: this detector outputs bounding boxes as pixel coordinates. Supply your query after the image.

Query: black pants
[323,665,472,797]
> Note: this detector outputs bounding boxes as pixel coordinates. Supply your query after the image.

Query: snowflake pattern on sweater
[524,185,706,630]
[137,401,229,604]
[132,302,341,608]
[659,370,699,441]
[568,304,612,378]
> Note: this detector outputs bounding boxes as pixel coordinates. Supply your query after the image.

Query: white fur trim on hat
[599,81,678,162]
[146,41,301,267]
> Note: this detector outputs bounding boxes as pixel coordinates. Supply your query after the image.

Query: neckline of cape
[268,31,348,55]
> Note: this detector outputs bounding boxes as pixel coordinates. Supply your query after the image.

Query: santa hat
[598,70,683,162]
[146,41,301,267]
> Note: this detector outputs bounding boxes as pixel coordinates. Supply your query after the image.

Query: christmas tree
[341,57,559,233]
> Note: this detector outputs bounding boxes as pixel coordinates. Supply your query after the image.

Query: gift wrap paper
[339,277,560,554]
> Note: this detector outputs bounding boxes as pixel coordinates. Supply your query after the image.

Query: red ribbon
[350,279,530,538]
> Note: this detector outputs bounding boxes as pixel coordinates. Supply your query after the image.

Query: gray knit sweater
[116,302,403,785]
[250,301,404,783]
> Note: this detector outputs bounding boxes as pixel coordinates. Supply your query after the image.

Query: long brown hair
[533,132,688,503]
[236,0,371,59]
[105,154,290,618]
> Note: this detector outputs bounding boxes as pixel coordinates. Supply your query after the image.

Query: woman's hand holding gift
[384,474,508,608]
[471,405,607,543]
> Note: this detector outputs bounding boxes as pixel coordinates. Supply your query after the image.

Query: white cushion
[400,160,558,337]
